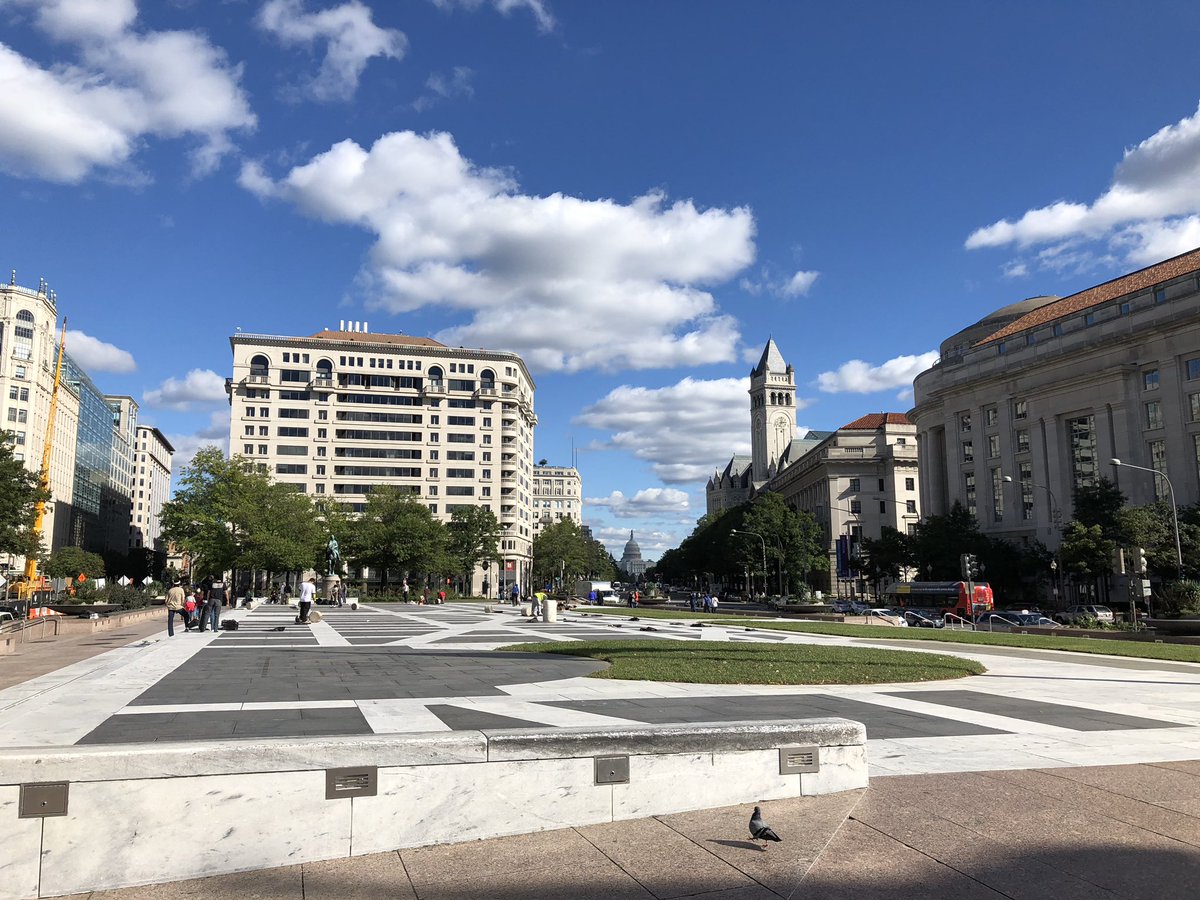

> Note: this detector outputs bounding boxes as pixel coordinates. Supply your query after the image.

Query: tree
[1073,477,1126,541]
[43,546,106,580]
[241,482,327,579]
[0,432,50,560]
[859,526,914,592]
[160,448,262,578]
[909,503,984,579]
[341,487,448,588]
[740,493,825,594]
[448,505,501,592]
[532,519,592,586]
[1059,522,1113,580]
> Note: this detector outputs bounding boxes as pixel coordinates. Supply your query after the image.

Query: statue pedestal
[322,575,341,604]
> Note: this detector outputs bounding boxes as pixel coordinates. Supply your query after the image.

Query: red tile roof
[975,246,1200,346]
[309,329,446,348]
[841,412,912,430]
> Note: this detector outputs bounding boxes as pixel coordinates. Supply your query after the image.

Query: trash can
[542,598,558,623]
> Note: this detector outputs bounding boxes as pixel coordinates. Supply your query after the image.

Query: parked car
[849,600,872,614]
[1013,613,1060,628]
[866,608,908,626]
[0,610,15,626]
[831,600,853,614]
[902,608,945,628]
[1054,604,1115,625]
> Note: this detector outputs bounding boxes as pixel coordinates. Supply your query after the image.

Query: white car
[867,608,908,626]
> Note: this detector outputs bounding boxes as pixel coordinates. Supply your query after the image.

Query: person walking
[511,582,521,606]
[298,577,317,624]
[165,581,187,637]
[201,577,226,632]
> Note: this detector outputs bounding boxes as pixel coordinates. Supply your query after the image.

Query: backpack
[221,619,239,631]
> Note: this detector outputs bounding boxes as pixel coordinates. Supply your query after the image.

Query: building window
[848,478,860,492]
[906,499,916,514]
[998,341,1007,355]
[1068,415,1096,488]
[964,472,976,518]
[991,468,1004,522]
[1019,461,1034,521]
[1149,440,1168,499]
[1013,399,1028,420]
[1026,333,1037,347]
[962,441,973,462]
[878,478,885,491]
[1120,302,1131,316]
[1085,312,1096,326]
[1145,400,1163,430]
[1144,369,1160,391]
[984,407,998,427]
[905,477,914,491]
[1156,287,1167,303]
[878,500,886,514]
[1052,323,1064,337]
[1015,429,1030,453]
[960,413,971,432]
[988,435,1000,458]
[849,499,861,514]
[1190,393,1200,422]
[1188,358,1200,380]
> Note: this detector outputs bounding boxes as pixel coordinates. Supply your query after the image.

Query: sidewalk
[59,760,1200,899]
[0,614,169,690]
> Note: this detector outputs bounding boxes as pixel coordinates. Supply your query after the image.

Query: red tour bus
[886,581,995,622]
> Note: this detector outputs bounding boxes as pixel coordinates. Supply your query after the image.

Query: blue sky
[4,1,1200,560]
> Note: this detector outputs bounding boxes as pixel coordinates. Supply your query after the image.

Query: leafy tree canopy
[0,432,50,559]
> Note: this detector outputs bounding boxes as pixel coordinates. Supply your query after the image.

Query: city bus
[885,581,995,622]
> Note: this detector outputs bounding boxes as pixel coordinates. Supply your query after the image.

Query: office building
[531,464,582,536]
[227,321,537,592]
[910,246,1200,549]
[132,426,174,552]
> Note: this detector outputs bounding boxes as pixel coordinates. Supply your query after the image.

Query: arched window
[16,310,34,323]
[250,354,269,377]
[316,358,333,376]
[480,368,496,389]
[428,365,444,383]
[12,310,34,360]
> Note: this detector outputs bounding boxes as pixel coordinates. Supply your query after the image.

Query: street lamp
[1111,458,1184,575]
[730,528,767,598]
[1003,473,1065,605]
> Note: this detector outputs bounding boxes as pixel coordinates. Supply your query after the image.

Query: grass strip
[499,639,983,685]
[567,606,1200,663]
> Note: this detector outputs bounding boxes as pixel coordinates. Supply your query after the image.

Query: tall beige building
[0,275,79,562]
[132,426,174,552]
[531,464,582,536]
[910,246,1200,550]
[227,322,537,592]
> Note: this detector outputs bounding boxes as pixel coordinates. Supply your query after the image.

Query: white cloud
[586,488,690,518]
[143,368,227,410]
[0,0,255,182]
[576,376,771,485]
[591,526,676,560]
[242,131,756,372]
[430,0,555,32]
[257,0,406,103]
[739,267,819,299]
[816,351,939,394]
[165,409,230,474]
[1001,260,1028,278]
[966,100,1200,268]
[65,330,136,373]
[412,66,474,112]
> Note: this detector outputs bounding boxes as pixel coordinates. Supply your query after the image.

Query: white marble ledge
[0,731,489,785]
[484,718,867,762]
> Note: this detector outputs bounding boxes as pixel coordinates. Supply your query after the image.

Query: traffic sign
[117,576,131,586]
[1141,579,1152,597]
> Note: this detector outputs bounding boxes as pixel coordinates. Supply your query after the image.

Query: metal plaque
[19,782,69,818]
[779,745,820,775]
[594,755,630,785]
[325,766,378,799]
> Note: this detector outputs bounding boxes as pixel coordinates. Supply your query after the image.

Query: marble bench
[1,717,867,899]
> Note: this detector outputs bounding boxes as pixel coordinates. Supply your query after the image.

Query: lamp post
[1111,458,1184,575]
[731,528,767,599]
[1003,473,1064,605]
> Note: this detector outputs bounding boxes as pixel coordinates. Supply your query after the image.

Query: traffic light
[1137,547,1148,575]
[960,552,980,581]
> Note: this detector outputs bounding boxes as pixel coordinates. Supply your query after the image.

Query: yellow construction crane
[20,318,66,599]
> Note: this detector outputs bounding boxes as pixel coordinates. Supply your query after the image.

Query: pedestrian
[589,589,597,605]
[702,593,712,613]
[298,577,317,623]
[632,589,640,608]
[710,593,720,613]
[183,593,197,629]
[532,591,543,617]
[422,586,430,605]
[689,592,697,612]
[437,588,446,604]
[402,578,410,602]
[165,580,187,637]
[511,582,521,606]
[201,576,226,632]
[282,583,292,606]
[331,581,342,607]
[269,585,280,605]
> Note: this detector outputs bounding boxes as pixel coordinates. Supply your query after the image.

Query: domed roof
[622,530,642,559]
[939,295,1059,358]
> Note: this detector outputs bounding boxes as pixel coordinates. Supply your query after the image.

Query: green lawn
[567,606,1200,664]
[499,639,984,685]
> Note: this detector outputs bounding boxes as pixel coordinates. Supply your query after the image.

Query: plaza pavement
[7,602,1200,898]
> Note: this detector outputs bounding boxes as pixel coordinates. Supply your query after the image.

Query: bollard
[542,599,558,623]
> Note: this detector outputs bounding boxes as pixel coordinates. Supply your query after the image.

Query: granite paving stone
[886,688,1185,730]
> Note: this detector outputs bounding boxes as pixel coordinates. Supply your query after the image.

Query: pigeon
[749,806,782,850]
